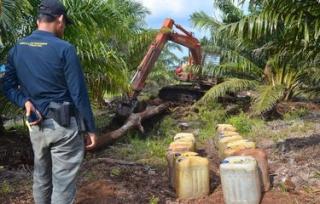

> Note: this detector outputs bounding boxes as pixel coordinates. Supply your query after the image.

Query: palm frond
[199,78,258,104]
[213,62,262,80]
[251,85,285,115]
[214,0,244,23]
[190,11,222,31]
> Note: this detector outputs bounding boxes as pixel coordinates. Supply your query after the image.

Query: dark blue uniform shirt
[2,30,96,132]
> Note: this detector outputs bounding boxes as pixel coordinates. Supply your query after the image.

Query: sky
[134,0,248,61]
[134,0,216,59]
[135,0,214,31]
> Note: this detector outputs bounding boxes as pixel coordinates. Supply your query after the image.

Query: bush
[228,112,264,134]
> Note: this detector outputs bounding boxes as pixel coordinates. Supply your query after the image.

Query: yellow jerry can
[175,155,210,199]
[217,124,237,133]
[166,151,198,189]
[219,131,240,138]
[224,140,256,157]
[169,141,195,153]
[218,135,243,152]
[174,133,196,143]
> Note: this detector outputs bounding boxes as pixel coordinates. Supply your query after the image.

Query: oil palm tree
[192,0,320,115]
[0,0,33,133]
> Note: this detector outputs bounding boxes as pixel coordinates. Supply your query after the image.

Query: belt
[45,107,76,119]
[44,102,77,127]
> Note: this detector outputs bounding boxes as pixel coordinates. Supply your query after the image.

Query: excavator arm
[130,18,202,98]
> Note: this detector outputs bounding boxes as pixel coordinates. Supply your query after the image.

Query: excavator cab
[175,53,200,81]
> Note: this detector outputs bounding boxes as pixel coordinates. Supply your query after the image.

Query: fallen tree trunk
[95,103,170,149]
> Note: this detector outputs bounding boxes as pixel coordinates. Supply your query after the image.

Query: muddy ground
[1,106,320,203]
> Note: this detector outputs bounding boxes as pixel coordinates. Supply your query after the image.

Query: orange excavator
[130,18,203,99]
[118,18,212,117]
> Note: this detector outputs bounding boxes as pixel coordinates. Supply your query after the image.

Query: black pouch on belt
[47,102,72,127]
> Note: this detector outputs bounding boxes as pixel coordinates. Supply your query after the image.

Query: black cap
[38,0,73,25]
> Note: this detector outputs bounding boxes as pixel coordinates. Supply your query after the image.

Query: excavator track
[159,85,207,103]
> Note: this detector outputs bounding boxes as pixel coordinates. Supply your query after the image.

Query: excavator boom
[130,18,202,97]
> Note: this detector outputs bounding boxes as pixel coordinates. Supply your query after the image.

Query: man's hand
[25,101,42,126]
[85,132,97,151]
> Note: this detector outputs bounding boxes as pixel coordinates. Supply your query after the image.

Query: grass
[311,171,320,180]
[4,122,28,133]
[227,112,265,135]
[245,118,316,142]
[110,167,122,177]
[110,138,170,167]
[149,195,160,204]
[283,108,309,121]
[188,102,227,142]
[103,116,179,168]
[0,180,13,195]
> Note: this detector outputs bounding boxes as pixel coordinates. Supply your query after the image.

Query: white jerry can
[220,156,261,204]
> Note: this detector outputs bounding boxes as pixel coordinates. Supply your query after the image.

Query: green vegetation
[283,108,310,121]
[110,167,122,177]
[149,195,160,204]
[0,180,13,195]
[104,117,178,167]
[192,0,320,115]
[191,103,227,142]
[312,171,320,180]
[246,119,316,142]
[228,112,264,135]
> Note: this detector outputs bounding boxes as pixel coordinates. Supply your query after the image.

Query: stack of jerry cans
[216,124,256,158]
[166,133,210,199]
[217,124,271,200]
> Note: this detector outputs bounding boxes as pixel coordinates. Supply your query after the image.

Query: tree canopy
[192,0,320,115]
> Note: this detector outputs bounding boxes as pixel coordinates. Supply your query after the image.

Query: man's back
[11,30,74,114]
[5,30,95,132]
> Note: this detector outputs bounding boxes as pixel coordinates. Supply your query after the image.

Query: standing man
[2,0,97,203]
